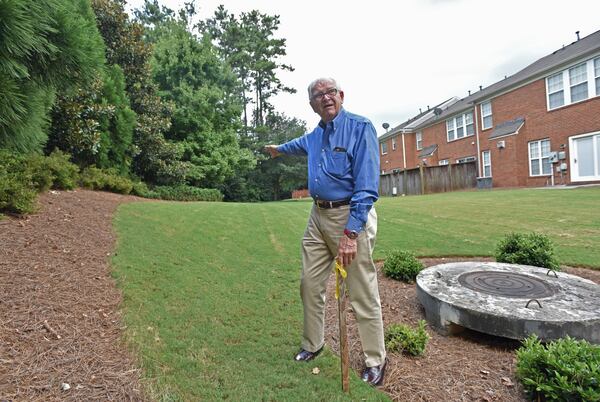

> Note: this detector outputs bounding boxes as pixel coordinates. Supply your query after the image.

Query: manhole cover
[458,270,556,298]
[416,262,600,343]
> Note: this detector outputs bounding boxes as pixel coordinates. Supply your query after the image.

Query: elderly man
[264,77,387,386]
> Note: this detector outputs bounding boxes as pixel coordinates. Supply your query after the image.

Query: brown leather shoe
[294,346,323,362]
[361,358,388,386]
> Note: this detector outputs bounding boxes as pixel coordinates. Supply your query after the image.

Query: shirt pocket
[328,150,349,177]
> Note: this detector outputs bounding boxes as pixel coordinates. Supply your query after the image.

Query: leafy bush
[131,181,150,197]
[516,335,600,401]
[0,151,37,214]
[80,167,133,194]
[38,150,79,190]
[146,185,223,202]
[385,320,430,356]
[383,250,424,282]
[495,232,560,271]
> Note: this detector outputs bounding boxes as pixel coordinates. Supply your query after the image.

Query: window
[446,111,474,141]
[392,137,397,151]
[381,142,388,154]
[546,57,600,110]
[569,63,588,103]
[456,156,476,163]
[481,101,493,130]
[595,57,600,96]
[528,139,551,176]
[482,150,491,177]
[547,72,564,108]
[446,119,455,141]
[416,132,423,150]
[438,159,449,166]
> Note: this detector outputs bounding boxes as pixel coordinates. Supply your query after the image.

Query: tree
[0,0,105,153]
[198,6,295,131]
[225,113,307,201]
[91,0,184,184]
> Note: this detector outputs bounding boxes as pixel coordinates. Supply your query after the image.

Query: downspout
[401,131,407,169]
[474,105,482,177]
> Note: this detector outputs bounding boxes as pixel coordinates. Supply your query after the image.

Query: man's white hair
[307,77,341,99]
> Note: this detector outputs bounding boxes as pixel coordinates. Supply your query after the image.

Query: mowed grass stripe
[113,201,387,401]
[112,187,599,400]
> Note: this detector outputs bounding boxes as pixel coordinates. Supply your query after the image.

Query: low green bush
[131,181,150,197]
[385,320,429,356]
[146,185,223,202]
[43,150,79,190]
[80,167,133,195]
[495,232,560,270]
[0,151,37,214]
[516,335,600,401]
[383,250,424,282]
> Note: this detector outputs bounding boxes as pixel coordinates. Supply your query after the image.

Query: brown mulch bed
[0,189,144,401]
[1,189,599,401]
[324,260,600,402]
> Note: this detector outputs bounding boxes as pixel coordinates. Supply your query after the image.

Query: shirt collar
[318,108,346,131]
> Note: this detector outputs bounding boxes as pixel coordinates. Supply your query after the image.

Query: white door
[570,132,600,182]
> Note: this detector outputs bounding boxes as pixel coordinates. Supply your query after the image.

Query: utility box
[558,151,566,160]
[549,152,559,163]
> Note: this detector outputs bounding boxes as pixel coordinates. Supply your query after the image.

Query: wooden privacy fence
[379,162,477,196]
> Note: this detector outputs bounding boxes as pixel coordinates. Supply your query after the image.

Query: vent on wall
[497,140,506,149]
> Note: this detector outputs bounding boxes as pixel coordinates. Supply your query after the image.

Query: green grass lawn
[112,186,600,400]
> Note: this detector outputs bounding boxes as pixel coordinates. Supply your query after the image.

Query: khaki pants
[300,204,386,367]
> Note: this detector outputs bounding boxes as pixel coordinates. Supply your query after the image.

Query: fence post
[419,164,425,195]
[448,163,453,191]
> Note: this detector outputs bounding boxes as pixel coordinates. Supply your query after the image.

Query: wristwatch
[344,228,359,240]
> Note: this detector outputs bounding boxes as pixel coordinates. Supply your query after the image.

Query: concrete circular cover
[416,262,600,343]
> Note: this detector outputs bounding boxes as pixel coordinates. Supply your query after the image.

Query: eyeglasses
[310,88,339,101]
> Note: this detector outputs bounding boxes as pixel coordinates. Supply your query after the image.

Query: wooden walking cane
[334,260,350,393]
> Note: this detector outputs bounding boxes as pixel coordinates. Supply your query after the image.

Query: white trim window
[569,63,588,103]
[381,142,388,155]
[481,101,493,130]
[595,57,600,97]
[546,56,600,110]
[482,150,491,177]
[456,156,476,164]
[438,159,449,166]
[446,111,474,141]
[528,139,551,176]
[547,72,564,109]
[392,137,397,151]
[416,132,423,150]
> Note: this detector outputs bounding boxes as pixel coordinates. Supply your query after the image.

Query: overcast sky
[126,0,600,136]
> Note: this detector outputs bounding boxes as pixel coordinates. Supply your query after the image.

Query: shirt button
[321,148,324,152]
[315,179,318,182]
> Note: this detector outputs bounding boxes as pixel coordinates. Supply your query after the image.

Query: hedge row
[0,151,223,215]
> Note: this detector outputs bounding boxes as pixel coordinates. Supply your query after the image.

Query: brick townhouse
[379,29,600,188]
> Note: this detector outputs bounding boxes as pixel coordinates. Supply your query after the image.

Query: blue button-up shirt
[277,108,379,232]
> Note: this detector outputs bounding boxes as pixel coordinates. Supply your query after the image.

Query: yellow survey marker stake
[334,260,350,393]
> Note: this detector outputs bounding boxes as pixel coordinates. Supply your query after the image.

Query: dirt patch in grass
[1,190,598,401]
[324,259,600,402]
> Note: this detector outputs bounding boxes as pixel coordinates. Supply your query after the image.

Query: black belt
[314,199,351,209]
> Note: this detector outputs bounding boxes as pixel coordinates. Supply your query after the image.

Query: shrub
[383,250,424,282]
[146,185,223,202]
[385,320,430,356]
[0,151,37,214]
[80,167,133,195]
[131,181,150,197]
[43,150,79,190]
[495,232,560,271]
[516,335,600,401]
